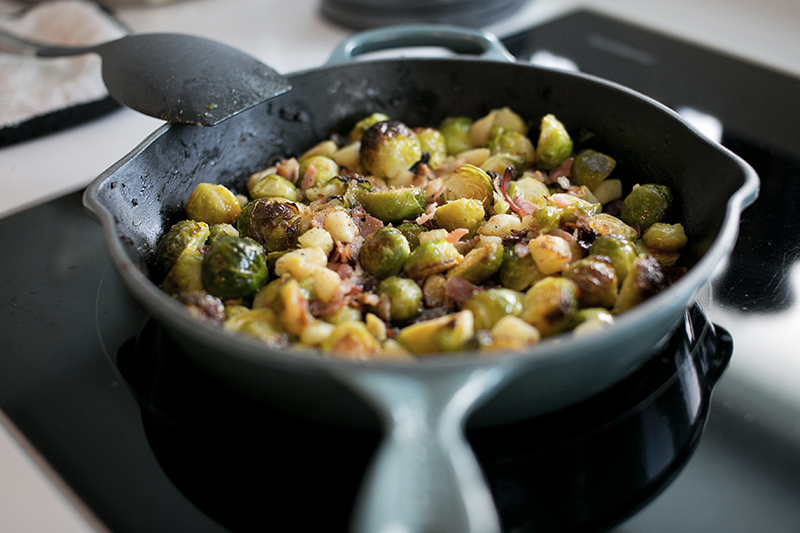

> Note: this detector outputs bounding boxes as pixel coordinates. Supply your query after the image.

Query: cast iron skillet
[84,26,758,533]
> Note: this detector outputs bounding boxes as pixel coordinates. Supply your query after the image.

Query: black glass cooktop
[1,10,800,533]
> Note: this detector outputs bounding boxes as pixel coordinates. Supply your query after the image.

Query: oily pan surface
[91,58,748,426]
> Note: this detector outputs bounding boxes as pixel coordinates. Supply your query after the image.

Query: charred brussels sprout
[321,321,382,359]
[375,276,423,323]
[207,223,239,246]
[620,183,673,231]
[237,198,310,252]
[590,234,638,282]
[396,311,474,355]
[349,112,391,143]
[250,173,299,202]
[571,149,616,189]
[404,239,464,279]
[433,198,486,234]
[564,255,619,308]
[442,164,494,212]
[447,241,504,284]
[612,254,666,314]
[360,120,422,184]
[520,276,580,337]
[359,187,427,223]
[185,183,242,225]
[201,236,269,300]
[359,227,411,279]
[396,222,426,250]
[463,288,523,331]
[535,114,573,170]
[155,219,209,273]
[439,116,474,155]
[161,250,204,295]
[499,246,546,292]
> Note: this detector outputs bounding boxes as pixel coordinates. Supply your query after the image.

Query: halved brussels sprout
[396,310,474,354]
[620,183,673,231]
[587,213,638,240]
[571,308,615,336]
[155,219,209,273]
[462,288,523,331]
[471,107,528,147]
[612,254,666,314]
[207,223,239,246]
[480,153,527,175]
[224,308,286,345]
[320,321,381,359]
[487,127,535,165]
[359,187,427,223]
[499,246,546,292]
[439,116,474,155]
[375,276,423,323]
[349,112,391,143]
[237,198,310,252]
[571,149,616,189]
[299,156,340,187]
[506,176,549,208]
[530,206,561,233]
[185,183,242,225]
[520,276,580,337]
[250,173,299,202]
[161,250,204,295]
[535,114,573,170]
[441,164,494,212]
[415,127,447,167]
[359,227,412,279]
[201,236,269,300]
[564,255,619,308]
[642,222,688,252]
[447,241,504,284]
[590,234,638,282]
[483,315,541,351]
[360,120,422,184]
[299,139,338,161]
[321,306,363,325]
[433,198,486,234]
[403,239,464,279]
[547,193,601,224]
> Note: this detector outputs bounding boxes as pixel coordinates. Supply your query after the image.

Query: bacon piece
[415,202,438,225]
[444,276,481,305]
[446,228,469,244]
[548,157,573,184]
[300,165,317,192]
[276,157,300,184]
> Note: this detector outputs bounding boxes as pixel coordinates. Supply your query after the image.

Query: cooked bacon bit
[556,176,571,190]
[351,204,368,217]
[300,165,317,192]
[548,157,573,184]
[415,202,438,225]
[512,195,538,216]
[427,180,446,204]
[358,214,384,238]
[444,276,481,305]
[550,195,574,209]
[446,228,469,244]
[357,291,381,308]
[309,281,354,317]
[276,157,300,184]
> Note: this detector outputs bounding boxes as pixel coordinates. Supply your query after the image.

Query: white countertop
[1,0,799,530]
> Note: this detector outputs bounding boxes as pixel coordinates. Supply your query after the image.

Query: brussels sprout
[506,177,549,208]
[547,193,601,224]
[414,127,447,167]
[439,116,474,155]
[375,276,423,322]
[499,246,546,292]
[359,187,427,223]
[349,112,391,143]
[441,164,494,212]
[447,241,504,284]
[571,308,615,336]
[321,321,382,359]
[403,239,464,279]
[620,183,673,231]
[161,250,204,295]
[487,127,535,165]
[207,223,239,246]
[612,254,666,314]
[360,120,422,183]
[299,139,338,161]
[359,227,412,279]
[396,310,474,354]
[520,276,580,337]
[201,236,269,300]
[433,198,486,234]
[586,213,638,240]
[250,173,299,202]
[271,275,314,336]
[321,306,363,325]
[299,156,340,187]
[535,114,573,170]
[155,219,209,272]
[530,206,561,233]
[252,276,284,309]
[471,107,528,147]
[462,288,523,331]
[477,214,524,238]
[590,234,638,282]
[224,308,287,345]
[185,183,242,225]
[564,255,619,308]
[571,149,616,189]
[396,222,426,250]
[237,198,310,252]
[642,222,688,252]
[483,315,541,351]
[479,153,527,175]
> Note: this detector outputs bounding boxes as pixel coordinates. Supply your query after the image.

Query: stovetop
[1,10,800,532]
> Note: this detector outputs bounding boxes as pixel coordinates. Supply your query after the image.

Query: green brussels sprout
[471,107,528,147]
[586,213,639,240]
[480,153,527,175]
[506,176,549,208]
[415,127,448,167]
[487,127,535,165]
[359,227,412,279]
[207,223,239,246]
[642,222,688,252]
[590,234,638,282]
[535,114,573,170]
[396,222,426,251]
[342,178,372,208]
[530,205,562,233]
[155,219,210,272]
[321,306,363,325]
[571,308,615,335]
[375,276,423,323]
[349,112,391,143]
[620,183,673,231]
[520,276,580,337]
[433,198,486,234]
[571,149,616,189]
[439,116,474,155]
[499,246,546,291]
[395,310,474,354]
[299,139,338,161]
[447,241,504,284]
[360,120,422,183]
[250,173,299,202]
[237,198,310,252]
[201,236,269,300]
[403,239,464,279]
[185,183,242,225]
[224,308,287,345]
[161,250,204,295]
[321,321,382,359]
[563,255,619,308]
[299,156,340,186]
[462,288,523,331]
[547,193,601,224]
[359,187,427,223]
[612,254,666,314]
[441,164,494,212]
[304,177,347,202]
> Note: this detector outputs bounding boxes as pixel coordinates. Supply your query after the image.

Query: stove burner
[116,305,731,532]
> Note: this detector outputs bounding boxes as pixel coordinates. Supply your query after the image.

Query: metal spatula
[0,30,292,126]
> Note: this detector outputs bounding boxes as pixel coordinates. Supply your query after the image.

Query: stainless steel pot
[83,25,759,533]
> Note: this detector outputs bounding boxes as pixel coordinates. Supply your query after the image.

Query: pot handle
[335,363,513,533]
[326,24,515,65]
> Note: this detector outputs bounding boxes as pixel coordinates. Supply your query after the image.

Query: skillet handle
[326,24,515,65]
[337,364,511,533]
